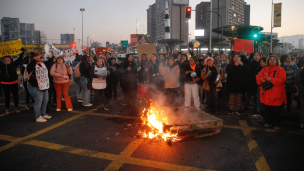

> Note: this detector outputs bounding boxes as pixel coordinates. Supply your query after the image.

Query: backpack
[74,63,81,78]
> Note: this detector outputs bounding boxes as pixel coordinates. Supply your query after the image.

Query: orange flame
[139,104,177,142]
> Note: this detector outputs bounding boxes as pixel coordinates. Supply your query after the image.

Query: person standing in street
[184,56,201,110]
[50,55,73,111]
[121,54,137,114]
[90,57,109,110]
[256,55,286,130]
[27,52,52,122]
[201,57,222,114]
[0,48,24,114]
[138,53,149,84]
[79,55,92,106]
[226,54,249,115]
[159,57,180,107]
[281,54,298,115]
[72,54,83,103]
[295,67,304,131]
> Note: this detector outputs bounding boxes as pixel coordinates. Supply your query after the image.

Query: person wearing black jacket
[149,54,161,93]
[244,52,262,111]
[0,48,24,114]
[27,52,52,122]
[117,58,127,104]
[79,55,92,106]
[184,56,201,110]
[138,54,149,84]
[20,55,34,110]
[106,58,119,100]
[121,54,137,114]
[226,53,249,115]
[178,54,189,97]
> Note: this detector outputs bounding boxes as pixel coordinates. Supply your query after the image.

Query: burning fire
[139,100,178,142]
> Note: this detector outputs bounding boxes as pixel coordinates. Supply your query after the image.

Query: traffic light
[186,7,191,19]
[254,40,259,52]
[252,28,259,39]
[72,43,76,49]
[84,46,87,50]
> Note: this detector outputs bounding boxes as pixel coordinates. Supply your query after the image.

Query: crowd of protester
[1,48,304,132]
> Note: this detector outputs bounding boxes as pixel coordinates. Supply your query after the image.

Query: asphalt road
[0,82,303,171]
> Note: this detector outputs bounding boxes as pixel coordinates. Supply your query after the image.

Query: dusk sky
[1,0,303,47]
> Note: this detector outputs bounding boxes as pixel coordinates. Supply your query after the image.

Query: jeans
[184,83,200,109]
[24,85,34,105]
[79,77,91,105]
[2,83,19,109]
[28,84,48,118]
[73,76,83,100]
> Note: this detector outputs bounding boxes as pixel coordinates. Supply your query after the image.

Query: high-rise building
[147,4,156,43]
[147,0,189,47]
[299,38,304,49]
[196,0,249,38]
[1,17,20,42]
[1,17,40,44]
[244,2,250,25]
[106,41,110,47]
[60,34,74,45]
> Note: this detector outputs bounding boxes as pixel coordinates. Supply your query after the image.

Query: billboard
[273,3,282,27]
[130,34,150,46]
[173,0,189,5]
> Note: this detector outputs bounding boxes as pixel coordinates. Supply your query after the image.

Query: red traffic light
[255,41,258,44]
[84,46,87,50]
[72,43,76,48]
[186,7,191,19]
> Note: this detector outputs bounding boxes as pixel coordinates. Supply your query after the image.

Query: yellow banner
[273,3,282,27]
[0,39,23,58]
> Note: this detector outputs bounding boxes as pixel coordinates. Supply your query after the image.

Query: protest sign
[0,39,22,58]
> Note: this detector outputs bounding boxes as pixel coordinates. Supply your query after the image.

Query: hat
[205,57,214,65]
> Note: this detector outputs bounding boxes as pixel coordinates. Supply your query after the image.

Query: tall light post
[80,8,85,48]
[73,28,75,42]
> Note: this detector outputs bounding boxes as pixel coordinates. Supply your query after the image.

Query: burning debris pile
[134,99,180,144]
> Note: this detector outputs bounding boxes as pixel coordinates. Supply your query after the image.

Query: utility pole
[80,8,85,48]
[270,0,273,53]
[209,1,212,53]
[136,19,137,34]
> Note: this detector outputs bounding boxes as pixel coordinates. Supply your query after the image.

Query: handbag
[216,80,223,89]
[261,70,277,90]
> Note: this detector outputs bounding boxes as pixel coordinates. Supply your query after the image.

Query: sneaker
[6,109,11,115]
[43,115,52,119]
[235,111,241,116]
[252,114,261,117]
[26,105,30,110]
[83,103,93,107]
[68,108,73,111]
[77,99,83,103]
[56,109,61,111]
[94,106,97,110]
[36,116,47,122]
[104,105,109,110]
[298,123,304,132]
[15,107,20,113]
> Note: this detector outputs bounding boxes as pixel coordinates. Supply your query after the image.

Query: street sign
[121,40,128,47]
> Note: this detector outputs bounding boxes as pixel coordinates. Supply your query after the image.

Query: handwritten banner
[233,39,254,53]
[0,39,22,58]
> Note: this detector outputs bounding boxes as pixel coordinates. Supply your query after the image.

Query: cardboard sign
[35,63,49,90]
[137,43,157,61]
[233,39,254,53]
[0,39,22,57]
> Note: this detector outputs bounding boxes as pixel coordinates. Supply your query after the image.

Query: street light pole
[80,8,85,49]
[270,0,273,53]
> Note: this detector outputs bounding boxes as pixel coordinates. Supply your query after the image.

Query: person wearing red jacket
[256,55,287,130]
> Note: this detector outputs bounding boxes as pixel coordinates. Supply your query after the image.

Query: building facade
[1,17,20,42]
[196,0,249,38]
[60,34,74,45]
[147,0,189,48]
[299,38,304,50]
[1,17,40,44]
